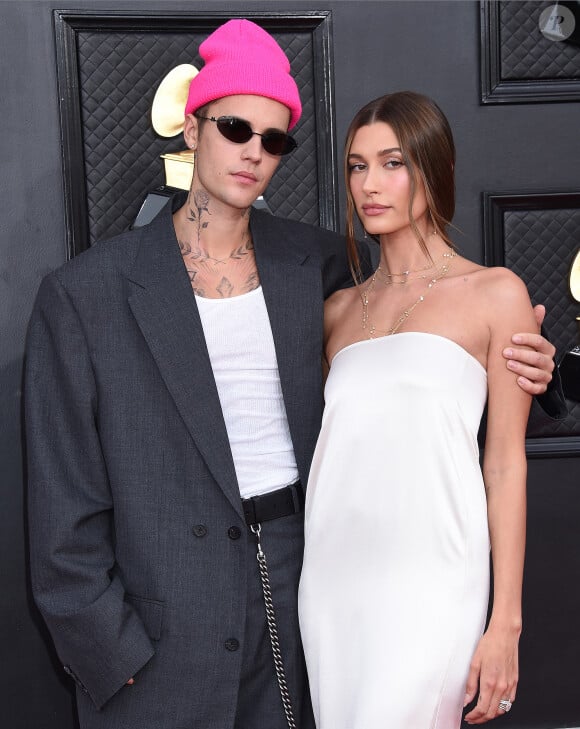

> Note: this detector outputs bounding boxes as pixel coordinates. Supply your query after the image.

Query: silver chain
[250,523,297,729]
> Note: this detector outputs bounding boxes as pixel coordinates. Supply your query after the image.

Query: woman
[298,92,534,728]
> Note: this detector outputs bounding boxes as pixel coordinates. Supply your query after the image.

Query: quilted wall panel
[480,0,580,103]
[503,207,580,437]
[77,28,318,245]
[54,12,336,253]
[499,1,580,81]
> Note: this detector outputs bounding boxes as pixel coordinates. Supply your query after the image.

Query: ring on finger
[498,698,513,713]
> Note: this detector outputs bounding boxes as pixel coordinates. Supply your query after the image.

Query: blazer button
[227,526,241,540]
[225,638,239,651]
[192,524,207,537]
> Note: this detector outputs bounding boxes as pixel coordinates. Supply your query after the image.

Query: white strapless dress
[299,333,490,729]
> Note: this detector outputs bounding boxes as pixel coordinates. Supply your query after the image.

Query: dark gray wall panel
[1,1,71,726]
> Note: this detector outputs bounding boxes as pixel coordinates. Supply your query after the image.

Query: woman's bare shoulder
[471,266,536,338]
[474,266,531,301]
[451,257,528,299]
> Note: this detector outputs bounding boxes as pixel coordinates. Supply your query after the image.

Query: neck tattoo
[186,189,211,247]
[180,232,254,267]
[179,187,254,266]
[178,188,259,298]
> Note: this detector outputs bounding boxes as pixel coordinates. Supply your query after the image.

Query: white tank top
[195,286,299,498]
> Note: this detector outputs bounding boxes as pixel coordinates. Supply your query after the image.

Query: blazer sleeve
[319,227,373,298]
[534,321,567,419]
[25,273,155,710]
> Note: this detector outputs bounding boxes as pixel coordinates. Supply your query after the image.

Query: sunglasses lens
[262,133,297,156]
[215,117,297,156]
[216,117,253,144]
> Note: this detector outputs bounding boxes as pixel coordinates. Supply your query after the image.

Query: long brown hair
[344,91,456,283]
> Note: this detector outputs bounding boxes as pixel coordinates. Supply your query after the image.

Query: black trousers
[234,512,315,729]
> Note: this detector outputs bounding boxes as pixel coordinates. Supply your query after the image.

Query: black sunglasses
[195,115,297,156]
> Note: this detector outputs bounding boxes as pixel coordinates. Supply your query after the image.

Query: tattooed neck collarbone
[176,188,260,299]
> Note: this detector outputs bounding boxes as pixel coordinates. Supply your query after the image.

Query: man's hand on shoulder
[503,304,555,395]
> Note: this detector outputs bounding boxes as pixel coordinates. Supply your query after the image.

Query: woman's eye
[348,163,366,172]
[385,159,405,169]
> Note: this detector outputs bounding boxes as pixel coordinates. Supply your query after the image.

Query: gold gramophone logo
[151,64,199,191]
[560,248,580,401]
[570,249,580,305]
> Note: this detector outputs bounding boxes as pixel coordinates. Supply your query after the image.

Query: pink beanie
[184,19,302,130]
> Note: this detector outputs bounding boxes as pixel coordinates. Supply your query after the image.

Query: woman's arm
[464,269,536,725]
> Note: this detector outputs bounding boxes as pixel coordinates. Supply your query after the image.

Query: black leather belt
[242,481,304,526]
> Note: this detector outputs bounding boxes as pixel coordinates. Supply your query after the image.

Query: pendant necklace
[362,249,456,338]
[375,249,455,285]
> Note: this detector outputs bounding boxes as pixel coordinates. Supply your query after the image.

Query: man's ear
[183,113,199,150]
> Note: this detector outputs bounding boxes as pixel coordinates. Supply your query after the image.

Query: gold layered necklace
[361,249,456,338]
[375,249,455,285]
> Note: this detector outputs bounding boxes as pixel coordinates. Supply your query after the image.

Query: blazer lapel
[126,205,242,518]
[251,211,324,484]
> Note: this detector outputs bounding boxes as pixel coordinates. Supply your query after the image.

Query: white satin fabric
[299,333,490,729]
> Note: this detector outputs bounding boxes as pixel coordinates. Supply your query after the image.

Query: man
[25,19,560,729]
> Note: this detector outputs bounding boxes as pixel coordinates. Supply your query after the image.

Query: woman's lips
[362,204,390,216]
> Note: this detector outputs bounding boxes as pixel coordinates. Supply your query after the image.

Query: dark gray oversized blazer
[25,197,359,728]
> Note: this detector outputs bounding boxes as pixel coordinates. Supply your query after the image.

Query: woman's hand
[463,624,520,724]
